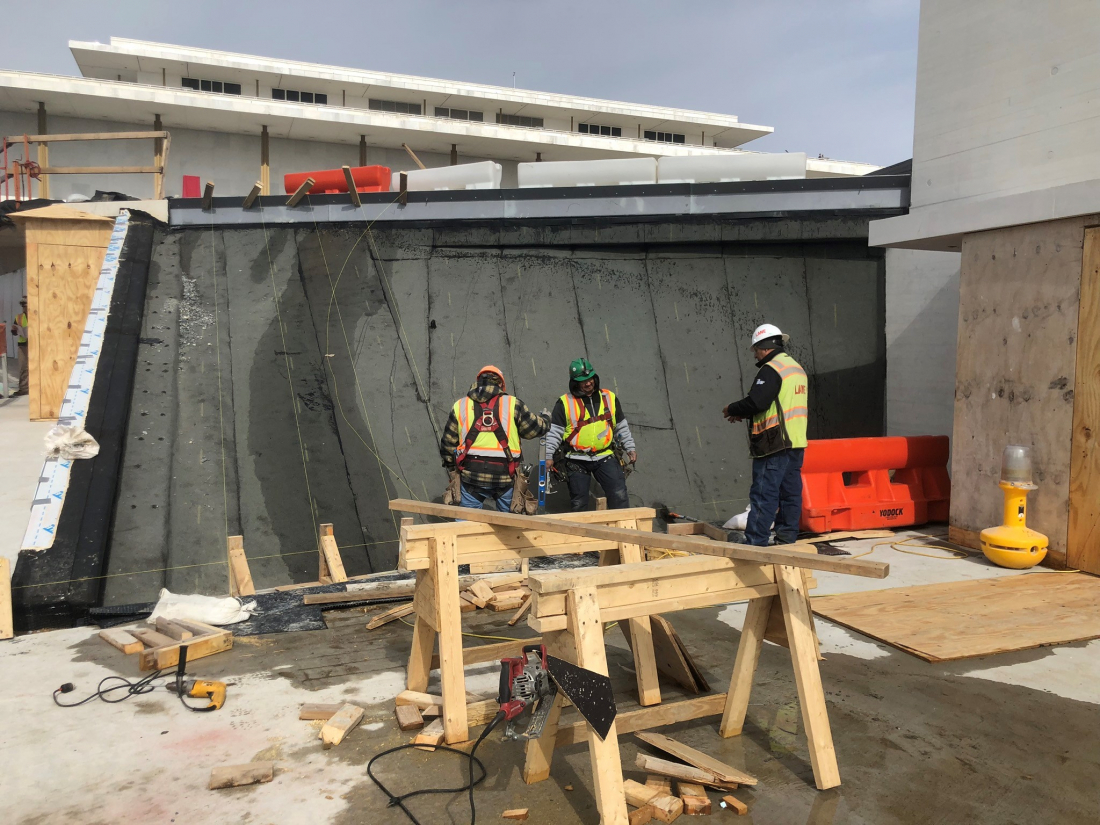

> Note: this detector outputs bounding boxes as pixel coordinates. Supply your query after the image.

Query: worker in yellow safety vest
[439,365,549,512]
[722,324,808,546]
[544,358,637,511]
[10,296,28,396]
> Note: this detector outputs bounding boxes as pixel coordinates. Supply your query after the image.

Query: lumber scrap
[98,628,142,654]
[489,597,525,612]
[227,535,255,597]
[318,524,348,583]
[341,166,362,207]
[677,782,711,815]
[467,579,495,607]
[629,805,657,825]
[622,615,706,694]
[635,731,756,786]
[502,809,529,822]
[430,638,543,671]
[299,703,343,721]
[0,557,11,640]
[154,617,193,641]
[140,630,233,671]
[395,691,444,709]
[201,181,214,210]
[208,761,275,790]
[242,181,262,209]
[635,754,738,791]
[555,694,726,748]
[508,596,533,626]
[721,794,748,815]
[646,776,673,795]
[389,499,889,578]
[130,628,177,649]
[366,602,414,630]
[287,176,314,207]
[414,717,445,750]
[623,779,684,823]
[320,704,365,748]
[395,703,424,731]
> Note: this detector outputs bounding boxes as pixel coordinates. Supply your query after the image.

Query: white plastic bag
[149,588,256,626]
[44,425,100,460]
[723,506,774,532]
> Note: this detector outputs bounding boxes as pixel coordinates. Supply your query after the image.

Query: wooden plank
[948,526,981,551]
[636,731,756,786]
[19,131,169,143]
[645,776,672,795]
[502,809,529,822]
[390,500,888,578]
[1070,226,1100,573]
[130,628,177,649]
[508,596,533,626]
[365,602,413,630]
[720,597,771,738]
[430,637,542,670]
[37,166,161,174]
[467,579,495,607]
[677,782,711,815]
[299,703,343,720]
[242,181,262,209]
[623,780,683,823]
[320,703,365,748]
[722,795,749,815]
[0,557,12,640]
[635,754,737,790]
[777,564,840,790]
[812,573,1100,661]
[140,631,232,671]
[569,586,628,825]
[806,529,895,543]
[320,535,348,583]
[629,804,657,825]
[287,176,314,207]
[153,618,193,641]
[395,703,424,731]
[97,627,141,654]
[227,535,255,597]
[555,693,727,748]
[433,533,468,744]
[166,618,223,637]
[617,522,661,707]
[659,617,709,692]
[208,761,275,790]
[489,598,525,612]
[202,181,214,210]
[402,143,427,169]
[342,166,362,207]
[413,717,445,750]
[395,690,443,709]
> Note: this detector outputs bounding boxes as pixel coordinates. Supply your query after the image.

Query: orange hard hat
[477,365,506,392]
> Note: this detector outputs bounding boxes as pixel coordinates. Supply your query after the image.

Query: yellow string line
[257,201,320,527]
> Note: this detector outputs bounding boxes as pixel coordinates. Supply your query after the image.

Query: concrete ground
[2,532,1098,825]
[0,393,52,567]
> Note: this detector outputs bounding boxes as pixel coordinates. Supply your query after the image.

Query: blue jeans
[565,456,630,511]
[460,482,514,512]
[745,448,805,546]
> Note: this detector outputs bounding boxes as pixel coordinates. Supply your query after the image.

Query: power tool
[497,644,617,740]
[165,643,226,711]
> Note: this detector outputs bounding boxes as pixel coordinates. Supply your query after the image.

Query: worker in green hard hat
[544,357,637,510]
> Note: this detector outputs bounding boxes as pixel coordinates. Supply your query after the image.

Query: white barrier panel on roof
[401,161,502,191]
[657,152,807,184]
[518,157,657,188]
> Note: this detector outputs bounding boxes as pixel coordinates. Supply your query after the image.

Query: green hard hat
[569,357,596,381]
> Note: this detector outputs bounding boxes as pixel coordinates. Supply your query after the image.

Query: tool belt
[511,465,538,515]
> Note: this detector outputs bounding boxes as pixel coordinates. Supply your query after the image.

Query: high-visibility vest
[751,352,808,449]
[453,394,521,467]
[15,313,27,344]
[560,389,617,456]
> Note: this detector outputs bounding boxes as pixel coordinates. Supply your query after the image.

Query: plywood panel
[1068,227,1100,572]
[812,573,1100,661]
[31,243,107,420]
[952,217,1093,566]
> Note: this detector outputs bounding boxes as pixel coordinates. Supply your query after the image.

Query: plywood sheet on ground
[811,573,1100,662]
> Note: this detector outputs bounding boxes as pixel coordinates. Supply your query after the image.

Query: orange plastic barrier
[283,165,391,195]
[800,436,950,533]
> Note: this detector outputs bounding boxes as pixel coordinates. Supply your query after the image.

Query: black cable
[366,710,506,825]
[54,672,212,713]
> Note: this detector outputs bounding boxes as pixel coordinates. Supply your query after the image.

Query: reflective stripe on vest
[454,395,520,458]
[751,352,808,449]
[561,389,616,455]
[15,313,27,344]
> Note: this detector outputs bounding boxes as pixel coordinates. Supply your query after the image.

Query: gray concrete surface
[3,536,1098,824]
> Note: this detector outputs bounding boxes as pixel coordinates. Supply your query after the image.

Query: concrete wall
[885,248,960,439]
[0,110,518,200]
[913,1,1100,211]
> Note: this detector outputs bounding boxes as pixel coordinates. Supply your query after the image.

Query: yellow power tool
[165,642,227,711]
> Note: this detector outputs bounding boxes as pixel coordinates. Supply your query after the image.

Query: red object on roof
[182,175,201,198]
[284,165,391,195]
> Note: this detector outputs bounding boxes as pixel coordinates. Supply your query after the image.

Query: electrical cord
[53,671,212,713]
[367,710,506,825]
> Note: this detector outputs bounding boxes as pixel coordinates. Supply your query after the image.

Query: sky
[3,0,920,167]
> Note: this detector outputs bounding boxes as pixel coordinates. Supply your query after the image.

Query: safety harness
[564,390,615,454]
[456,396,519,476]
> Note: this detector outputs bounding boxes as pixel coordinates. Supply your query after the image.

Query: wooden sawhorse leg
[719,566,840,790]
[523,629,575,784]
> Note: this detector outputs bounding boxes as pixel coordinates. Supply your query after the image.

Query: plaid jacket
[440,380,550,487]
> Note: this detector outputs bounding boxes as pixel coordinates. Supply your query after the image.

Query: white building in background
[0,37,877,199]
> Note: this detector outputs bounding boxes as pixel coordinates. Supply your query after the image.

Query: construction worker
[545,358,637,511]
[440,365,549,511]
[722,324,808,546]
[11,296,28,397]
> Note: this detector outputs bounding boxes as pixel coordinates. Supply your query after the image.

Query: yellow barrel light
[980,445,1048,569]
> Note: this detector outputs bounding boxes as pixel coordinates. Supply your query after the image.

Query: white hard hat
[750,323,789,348]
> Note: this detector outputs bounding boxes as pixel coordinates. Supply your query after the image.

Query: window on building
[369,98,422,115]
[578,123,622,137]
[496,113,544,128]
[644,130,686,144]
[272,88,327,105]
[183,77,241,95]
[435,107,485,122]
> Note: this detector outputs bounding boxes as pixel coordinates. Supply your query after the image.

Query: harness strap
[565,391,615,453]
[457,396,518,476]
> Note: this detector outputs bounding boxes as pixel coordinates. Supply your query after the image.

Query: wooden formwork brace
[227,535,255,597]
[318,523,349,585]
[391,502,663,745]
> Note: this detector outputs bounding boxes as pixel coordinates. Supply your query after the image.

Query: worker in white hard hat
[721,324,809,546]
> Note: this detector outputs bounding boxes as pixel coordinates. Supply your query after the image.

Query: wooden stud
[37,166,161,175]
[97,627,141,654]
[1070,226,1100,573]
[208,761,275,790]
[242,182,262,209]
[16,131,168,143]
[623,780,683,823]
[130,628,178,649]
[616,518,661,706]
[677,782,711,815]
[569,585,628,825]
[342,166,362,207]
[555,693,727,748]
[0,557,12,640]
[318,524,348,583]
[645,776,672,795]
[401,143,427,169]
[722,794,748,815]
[399,172,408,206]
[395,690,444,709]
[287,177,314,207]
[502,810,529,821]
[635,754,738,790]
[395,703,424,730]
[260,125,270,195]
[431,532,468,744]
[227,535,255,597]
[365,602,414,630]
[299,703,343,720]
[202,181,214,210]
[636,731,755,786]
[152,114,163,199]
[413,717,446,750]
[777,564,841,789]
[430,637,542,671]
[720,596,772,738]
[320,703,365,748]
[153,618,194,641]
[140,630,232,671]
[508,595,533,626]
[629,805,657,825]
[37,103,49,199]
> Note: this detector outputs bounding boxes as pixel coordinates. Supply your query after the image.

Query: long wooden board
[812,573,1100,662]
[389,500,888,578]
[1069,227,1100,574]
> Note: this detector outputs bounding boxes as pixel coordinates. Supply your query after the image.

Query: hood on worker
[568,373,602,398]
[467,377,505,404]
